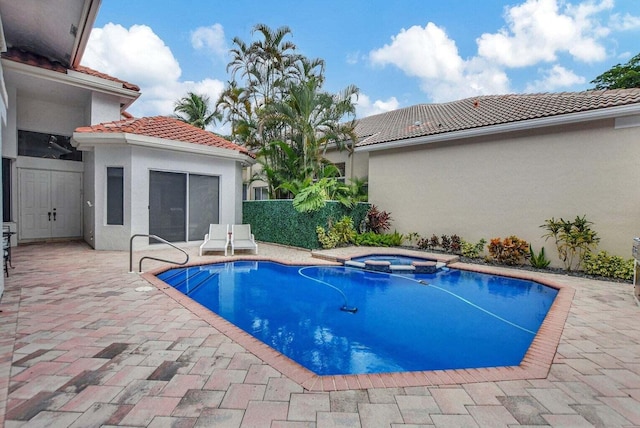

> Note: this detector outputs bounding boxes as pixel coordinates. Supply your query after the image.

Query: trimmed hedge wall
[243,200,370,249]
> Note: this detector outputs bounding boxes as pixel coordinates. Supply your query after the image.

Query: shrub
[417,234,438,250]
[316,216,356,249]
[583,251,634,280]
[362,205,392,234]
[440,235,452,252]
[354,231,404,247]
[541,215,600,271]
[316,226,339,249]
[488,236,529,265]
[450,234,462,254]
[405,232,420,247]
[529,245,551,269]
[461,238,487,258]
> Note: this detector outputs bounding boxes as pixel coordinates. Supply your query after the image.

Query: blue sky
[83,0,640,131]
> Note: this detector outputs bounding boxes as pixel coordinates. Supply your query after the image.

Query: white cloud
[525,65,587,92]
[477,0,611,67]
[369,23,510,102]
[353,94,399,117]
[367,0,629,101]
[191,24,228,58]
[609,12,640,31]
[83,23,226,129]
[370,23,464,82]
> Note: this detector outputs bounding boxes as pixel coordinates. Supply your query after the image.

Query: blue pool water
[157,261,557,376]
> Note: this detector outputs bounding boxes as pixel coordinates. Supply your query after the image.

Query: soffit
[0,0,99,68]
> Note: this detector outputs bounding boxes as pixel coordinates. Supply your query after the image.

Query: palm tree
[174,92,221,129]
[265,76,359,180]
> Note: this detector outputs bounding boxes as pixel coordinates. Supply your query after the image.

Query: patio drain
[135,286,154,292]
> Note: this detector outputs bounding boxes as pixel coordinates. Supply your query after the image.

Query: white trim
[356,103,640,153]
[72,132,256,164]
[1,59,139,105]
[615,114,640,129]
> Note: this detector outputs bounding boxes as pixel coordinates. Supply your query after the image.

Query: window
[18,130,82,161]
[254,186,269,200]
[2,158,10,222]
[242,183,248,201]
[106,167,124,225]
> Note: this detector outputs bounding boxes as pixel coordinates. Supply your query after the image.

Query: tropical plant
[404,232,421,247]
[348,176,368,203]
[487,236,529,266]
[292,177,354,213]
[174,92,221,129]
[354,231,404,247]
[583,251,634,280]
[362,205,392,234]
[264,76,359,181]
[218,24,359,199]
[450,235,462,254]
[460,238,487,258]
[529,245,551,269]
[316,216,356,249]
[440,235,452,253]
[541,215,600,271]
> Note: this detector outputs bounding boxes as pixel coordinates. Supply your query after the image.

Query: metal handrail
[129,234,190,273]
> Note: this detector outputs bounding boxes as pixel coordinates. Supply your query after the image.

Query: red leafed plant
[487,235,529,265]
[364,205,392,234]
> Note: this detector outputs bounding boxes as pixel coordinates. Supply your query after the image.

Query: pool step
[344,259,446,273]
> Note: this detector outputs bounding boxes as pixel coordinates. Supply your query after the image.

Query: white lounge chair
[231,224,258,255]
[199,224,230,256]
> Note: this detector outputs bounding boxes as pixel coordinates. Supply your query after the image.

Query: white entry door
[19,169,82,240]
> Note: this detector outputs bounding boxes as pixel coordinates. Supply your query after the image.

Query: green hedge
[243,200,370,249]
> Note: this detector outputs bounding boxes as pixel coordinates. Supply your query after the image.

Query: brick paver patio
[1,241,639,427]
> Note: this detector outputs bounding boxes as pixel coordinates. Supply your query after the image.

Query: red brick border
[143,256,574,391]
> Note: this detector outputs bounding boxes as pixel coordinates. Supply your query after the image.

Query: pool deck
[1,241,640,427]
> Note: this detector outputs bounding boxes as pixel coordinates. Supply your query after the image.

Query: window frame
[106,166,124,226]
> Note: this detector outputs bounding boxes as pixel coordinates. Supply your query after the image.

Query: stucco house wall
[90,143,243,251]
[366,117,640,263]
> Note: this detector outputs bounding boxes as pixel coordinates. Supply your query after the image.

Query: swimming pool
[157,261,558,376]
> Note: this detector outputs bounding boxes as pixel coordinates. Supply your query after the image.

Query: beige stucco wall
[365,118,640,264]
[323,149,369,182]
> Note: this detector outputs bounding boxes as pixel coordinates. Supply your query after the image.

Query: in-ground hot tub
[344,254,447,273]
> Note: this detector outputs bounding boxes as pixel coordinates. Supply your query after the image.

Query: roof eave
[2,58,140,108]
[72,132,256,164]
[355,104,640,153]
[70,0,102,69]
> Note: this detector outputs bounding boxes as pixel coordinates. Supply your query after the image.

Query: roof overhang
[72,132,257,165]
[2,58,140,109]
[0,0,101,69]
[356,103,640,153]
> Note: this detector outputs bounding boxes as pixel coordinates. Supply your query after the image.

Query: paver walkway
[1,241,639,427]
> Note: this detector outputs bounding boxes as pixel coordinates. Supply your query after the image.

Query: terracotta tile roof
[1,47,140,91]
[355,88,640,147]
[75,116,253,157]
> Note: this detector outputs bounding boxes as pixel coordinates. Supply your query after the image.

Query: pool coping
[142,255,575,392]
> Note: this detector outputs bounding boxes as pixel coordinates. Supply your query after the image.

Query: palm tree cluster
[216,24,362,201]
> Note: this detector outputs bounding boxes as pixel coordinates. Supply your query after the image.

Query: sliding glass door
[149,171,220,243]
[188,174,220,241]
